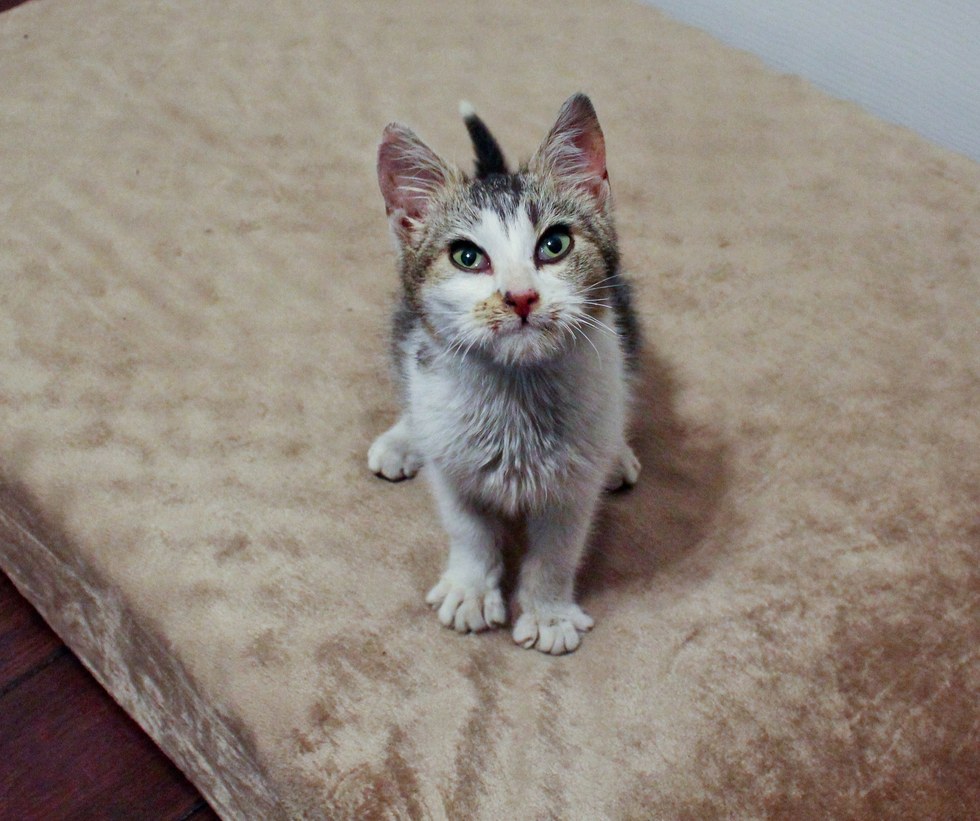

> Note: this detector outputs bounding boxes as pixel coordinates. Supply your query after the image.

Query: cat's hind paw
[605,444,641,491]
[368,418,422,481]
[426,577,507,633]
[512,604,594,655]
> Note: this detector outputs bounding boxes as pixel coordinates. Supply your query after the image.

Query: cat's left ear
[531,93,610,205]
[377,124,451,243]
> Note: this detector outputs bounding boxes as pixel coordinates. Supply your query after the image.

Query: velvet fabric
[1,0,977,817]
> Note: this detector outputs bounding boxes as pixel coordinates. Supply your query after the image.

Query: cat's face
[378,95,617,366]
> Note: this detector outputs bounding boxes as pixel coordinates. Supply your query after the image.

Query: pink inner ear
[539,95,610,201]
[377,126,446,226]
[574,129,608,194]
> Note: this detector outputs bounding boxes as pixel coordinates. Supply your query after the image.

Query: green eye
[537,228,573,263]
[450,241,488,272]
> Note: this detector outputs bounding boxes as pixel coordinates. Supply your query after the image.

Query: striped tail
[459,101,508,178]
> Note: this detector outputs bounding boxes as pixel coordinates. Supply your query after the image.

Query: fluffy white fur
[372,237,635,652]
[372,311,633,653]
[370,96,638,654]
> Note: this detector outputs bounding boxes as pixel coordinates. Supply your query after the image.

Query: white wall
[643,0,980,163]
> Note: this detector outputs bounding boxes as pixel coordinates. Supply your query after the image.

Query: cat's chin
[486,325,566,367]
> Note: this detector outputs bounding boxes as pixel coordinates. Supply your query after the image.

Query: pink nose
[504,290,539,321]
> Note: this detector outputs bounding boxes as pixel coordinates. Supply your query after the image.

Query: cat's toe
[481,589,508,627]
[605,445,641,491]
[426,577,506,633]
[368,425,422,481]
[513,604,594,655]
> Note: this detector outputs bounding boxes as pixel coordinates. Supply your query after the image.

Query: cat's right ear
[377,124,449,244]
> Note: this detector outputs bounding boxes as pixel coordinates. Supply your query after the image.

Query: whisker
[574,314,617,337]
[578,276,622,294]
[445,327,481,362]
[463,338,480,360]
[554,315,603,366]
[570,322,603,366]
[578,287,618,298]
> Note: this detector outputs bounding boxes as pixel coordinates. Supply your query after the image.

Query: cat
[368,94,641,655]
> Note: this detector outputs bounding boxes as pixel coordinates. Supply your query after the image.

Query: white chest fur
[407,319,627,515]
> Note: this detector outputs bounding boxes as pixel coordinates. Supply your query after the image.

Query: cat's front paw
[605,444,641,491]
[426,576,507,633]
[512,603,594,655]
[368,419,422,481]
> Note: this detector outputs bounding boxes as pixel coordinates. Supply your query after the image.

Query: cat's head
[377,94,618,366]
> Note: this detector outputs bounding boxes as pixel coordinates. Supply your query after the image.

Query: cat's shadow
[500,346,731,599]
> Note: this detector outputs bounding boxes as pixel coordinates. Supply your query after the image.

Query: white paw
[368,421,422,481]
[512,603,594,655]
[425,576,507,633]
[605,445,641,491]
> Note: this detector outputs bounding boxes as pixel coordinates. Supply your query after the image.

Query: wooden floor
[1,572,219,820]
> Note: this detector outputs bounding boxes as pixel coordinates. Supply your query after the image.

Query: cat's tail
[459,101,509,178]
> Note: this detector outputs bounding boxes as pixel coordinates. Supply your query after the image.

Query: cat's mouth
[487,315,567,362]
[495,315,547,336]
[501,318,534,332]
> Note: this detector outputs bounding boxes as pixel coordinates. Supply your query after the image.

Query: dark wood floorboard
[1,573,218,820]
[0,574,63,685]
[0,0,32,13]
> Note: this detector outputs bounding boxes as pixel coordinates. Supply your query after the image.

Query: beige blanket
[1,0,977,817]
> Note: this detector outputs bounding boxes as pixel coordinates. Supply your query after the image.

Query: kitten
[368,94,641,655]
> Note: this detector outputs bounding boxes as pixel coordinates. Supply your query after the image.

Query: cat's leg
[513,498,599,655]
[368,413,423,481]
[604,441,641,491]
[424,467,507,633]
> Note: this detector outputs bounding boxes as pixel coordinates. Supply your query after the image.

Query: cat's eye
[536,227,573,263]
[449,241,489,272]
